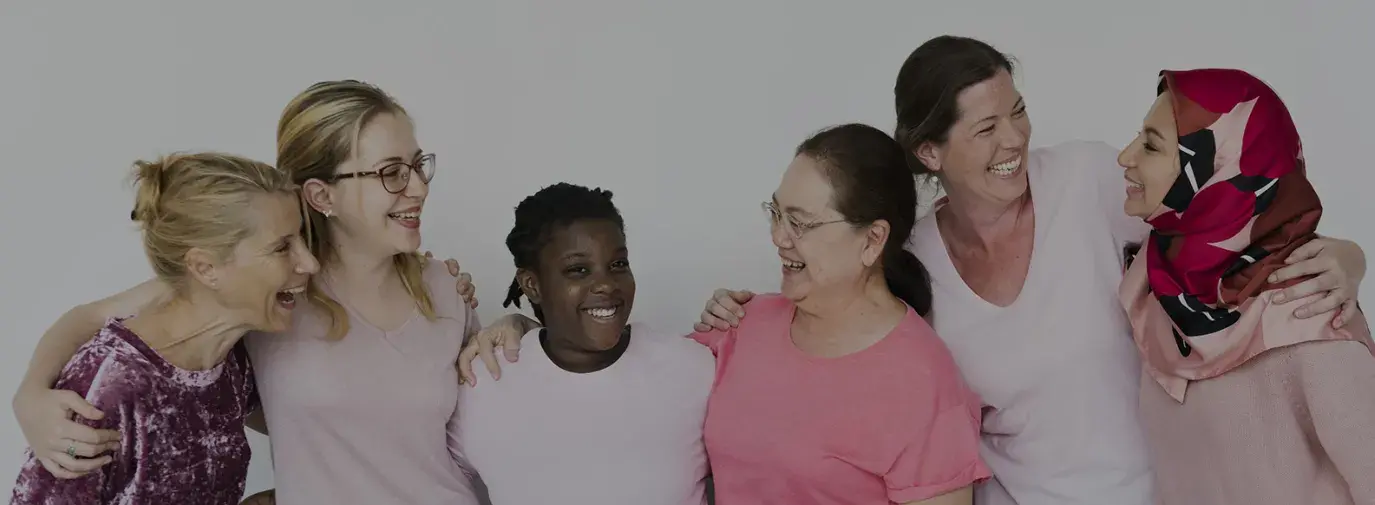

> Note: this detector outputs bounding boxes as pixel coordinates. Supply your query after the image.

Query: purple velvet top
[11,318,258,505]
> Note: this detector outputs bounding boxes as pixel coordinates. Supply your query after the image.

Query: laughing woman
[1116,68,1375,505]
[11,153,319,504]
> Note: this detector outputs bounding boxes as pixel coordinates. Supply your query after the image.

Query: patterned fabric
[11,318,258,505]
[1124,68,1372,401]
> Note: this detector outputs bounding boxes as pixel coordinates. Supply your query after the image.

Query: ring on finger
[66,443,76,458]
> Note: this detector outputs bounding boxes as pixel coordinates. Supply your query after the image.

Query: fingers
[699,311,734,331]
[693,322,713,333]
[457,344,480,386]
[500,334,521,363]
[1291,290,1345,319]
[1330,299,1357,328]
[55,421,119,447]
[445,258,461,277]
[37,458,83,480]
[1269,258,1333,288]
[729,289,756,304]
[1285,239,1326,264]
[60,440,110,459]
[478,335,502,381]
[48,451,112,474]
[1274,271,1340,306]
[57,391,104,421]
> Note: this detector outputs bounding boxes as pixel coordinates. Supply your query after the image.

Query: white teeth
[388,212,420,219]
[782,259,805,270]
[583,307,617,318]
[1128,181,1144,189]
[989,157,1021,175]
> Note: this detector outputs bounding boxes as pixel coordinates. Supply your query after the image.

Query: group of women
[8,34,1373,505]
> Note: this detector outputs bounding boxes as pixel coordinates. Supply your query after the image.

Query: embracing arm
[457,313,540,385]
[18,279,170,393]
[11,279,169,478]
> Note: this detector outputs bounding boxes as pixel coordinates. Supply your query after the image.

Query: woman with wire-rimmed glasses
[13,80,491,505]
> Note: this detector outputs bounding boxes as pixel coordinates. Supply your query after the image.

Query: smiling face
[1118,92,1182,218]
[207,192,319,332]
[913,69,1032,207]
[519,219,635,352]
[313,112,431,257]
[771,155,885,305]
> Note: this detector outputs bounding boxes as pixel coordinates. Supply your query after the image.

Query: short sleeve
[1074,140,1151,249]
[687,328,733,356]
[884,393,991,502]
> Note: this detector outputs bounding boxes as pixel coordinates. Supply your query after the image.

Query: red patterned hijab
[1121,68,1371,401]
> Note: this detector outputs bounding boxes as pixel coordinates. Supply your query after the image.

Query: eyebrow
[772,194,816,218]
[973,97,1025,126]
[371,149,425,169]
[559,247,629,261]
[1143,127,1165,141]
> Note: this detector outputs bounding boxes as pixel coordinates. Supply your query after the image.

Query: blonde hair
[277,79,435,339]
[130,152,296,291]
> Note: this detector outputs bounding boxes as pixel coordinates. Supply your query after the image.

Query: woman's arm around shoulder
[12,278,169,479]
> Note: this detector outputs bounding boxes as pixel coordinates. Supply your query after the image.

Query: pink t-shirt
[457,324,714,504]
[245,259,486,505]
[691,294,990,504]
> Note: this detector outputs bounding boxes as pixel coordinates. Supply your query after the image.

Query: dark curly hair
[502,182,626,322]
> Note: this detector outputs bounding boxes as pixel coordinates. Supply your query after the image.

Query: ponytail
[502,275,544,323]
[883,248,933,317]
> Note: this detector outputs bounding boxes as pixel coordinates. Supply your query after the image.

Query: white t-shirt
[906,140,1154,505]
[457,323,715,505]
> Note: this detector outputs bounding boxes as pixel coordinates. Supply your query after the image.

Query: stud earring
[323,209,333,218]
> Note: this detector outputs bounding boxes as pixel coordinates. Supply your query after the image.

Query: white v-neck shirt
[906,140,1153,505]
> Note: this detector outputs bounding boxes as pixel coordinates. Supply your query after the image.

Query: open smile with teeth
[582,306,621,320]
[989,157,1021,176]
[276,285,306,309]
[1125,175,1144,190]
[782,258,806,272]
[388,211,420,221]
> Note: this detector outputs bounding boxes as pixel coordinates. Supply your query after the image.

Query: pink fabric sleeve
[1294,338,1375,504]
[884,399,991,503]
[687,328,732,356]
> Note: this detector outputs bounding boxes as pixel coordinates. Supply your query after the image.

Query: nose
[770,220,793,250]
[589,270,616,295]
[294,240,321,275]
[403,170,430,199]
[1117,142,1137,169]
[998,118,1027,149]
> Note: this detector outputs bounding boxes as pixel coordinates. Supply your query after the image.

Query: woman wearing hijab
[1116,67,1375,505]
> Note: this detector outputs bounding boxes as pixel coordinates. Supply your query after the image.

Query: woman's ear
[301,179,334,216]
[183,247,222,290]
[914,142,943,173]
[863,220,892,268]
[517,269,541,305]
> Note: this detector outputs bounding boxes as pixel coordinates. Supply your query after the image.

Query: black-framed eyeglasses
[761,201,847,239]
[329,153,437,194]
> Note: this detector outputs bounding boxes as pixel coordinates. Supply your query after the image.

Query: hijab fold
[1120,68,1371,401]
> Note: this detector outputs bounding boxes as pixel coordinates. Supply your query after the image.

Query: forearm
[18,279,168,393]
[18,304,110,392]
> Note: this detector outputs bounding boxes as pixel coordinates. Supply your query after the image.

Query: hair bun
[130,157,172,223]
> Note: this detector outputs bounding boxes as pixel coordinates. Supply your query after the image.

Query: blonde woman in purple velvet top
[10,153,319,504]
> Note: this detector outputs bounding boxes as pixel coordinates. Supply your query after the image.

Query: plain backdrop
[2,0,1371,498]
